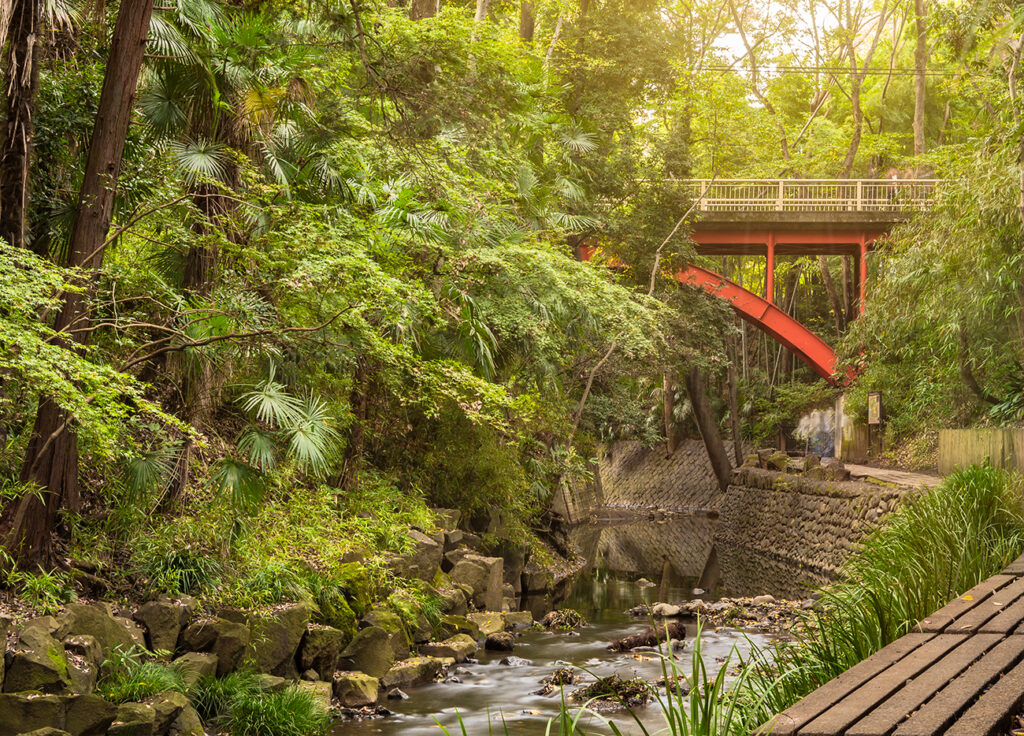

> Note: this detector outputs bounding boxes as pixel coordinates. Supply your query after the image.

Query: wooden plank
[844,634,1001,736]
[753,634,936,736]
[981,590,1024,634]
[944,655,1024,736]
[948,576,1024,634]
[1004,551,1024,575]
[916,576,1013,633]
[798,634,966,736]
[894,636,1024,736]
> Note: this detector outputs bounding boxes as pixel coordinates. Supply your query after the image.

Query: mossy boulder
[107,702,156,736]
[502,611,533,629]
[171,652,217,689]
[333,671,379,708]
[20,729,71,736]
[0,694,65,734]
[299,624,350,678]
[361,609,411,659]
[419,634,477,662]
[380,656,447,689]
[438,615,481,640]
[62,693,116,736]
[181,618,250,676]
[4,625,71,694]
[338,626,395,678]
[169,703,204,736]
[133,599,190,653]
[55,605,145,662]
[150,690,189,734]
[766,452,790,472]
[245,602,311,677]
[437,588,468,616]
[467,612,505,637]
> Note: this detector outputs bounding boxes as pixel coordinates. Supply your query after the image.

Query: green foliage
[743,380,840,447]
[227,684,332,736]
[3,561,76,615]
[97,646,187,704]
[136,545,222,596]
[192,671,262,723]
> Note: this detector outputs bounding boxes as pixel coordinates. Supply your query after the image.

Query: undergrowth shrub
[97,647,186,703]
[191,671,262,723]
[226,684,332,736]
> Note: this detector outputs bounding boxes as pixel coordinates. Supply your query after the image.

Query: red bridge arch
[675,265,841,384]
[577,247,844,386]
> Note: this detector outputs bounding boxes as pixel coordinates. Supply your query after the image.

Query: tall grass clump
[192,672,331,736]
[227,685,332,736]
[740,464,1024,727]
[96,646,187,703]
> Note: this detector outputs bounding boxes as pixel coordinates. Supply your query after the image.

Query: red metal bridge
[585,178,938,385]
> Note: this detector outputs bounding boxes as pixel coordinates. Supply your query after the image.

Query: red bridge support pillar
[766,233,776,304]
[859,234,868,315]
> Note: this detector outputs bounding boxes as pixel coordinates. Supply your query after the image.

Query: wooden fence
[938,429,1024,475]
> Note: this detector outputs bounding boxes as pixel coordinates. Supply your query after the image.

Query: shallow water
[333,512,809,736]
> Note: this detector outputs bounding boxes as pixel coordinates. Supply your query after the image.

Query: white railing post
[776,180,784,211]
[856,181,863,211]
[700,180,707,211]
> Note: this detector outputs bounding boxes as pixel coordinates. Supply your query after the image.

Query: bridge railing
[675,179,939,213]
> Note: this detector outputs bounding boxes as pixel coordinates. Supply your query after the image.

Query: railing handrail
[639,178,941,213]
[642,178,941,184]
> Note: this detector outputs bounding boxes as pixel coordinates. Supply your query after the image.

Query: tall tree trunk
[817,255,846,333]
[841,255,855,324]
[0,0,41,250]
[684,367,732,494]
[408,0,437,20]
[663,373,677,454]
[8,0,155,566]
[473,0,489,23]
[727,336,743,466]
[913,0,928,156]
[519,0,534,43]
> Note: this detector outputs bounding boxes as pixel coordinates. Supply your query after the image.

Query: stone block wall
[715,466,904,578]
[597,439,742,512]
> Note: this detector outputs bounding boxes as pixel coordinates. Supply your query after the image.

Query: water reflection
[568,512,829,603]
[332,513,824,736]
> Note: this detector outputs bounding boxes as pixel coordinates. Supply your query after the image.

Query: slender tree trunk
[684,367,732,493]
[519,0,534,43]
[408,0,437,20]
[913,0,927,156]
[727,336,743,466]
[473,0,489,23]
[8,0,156,567]
[663,373,677,454]
[841,255,855,324]
[0,0,41,249]
[817,255,846,333]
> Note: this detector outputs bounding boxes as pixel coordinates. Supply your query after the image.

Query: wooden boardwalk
[759,553,1024,736]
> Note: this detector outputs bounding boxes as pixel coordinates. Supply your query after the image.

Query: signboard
[867,392,882,425]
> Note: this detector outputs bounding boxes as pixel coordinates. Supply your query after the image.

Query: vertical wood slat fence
[673,179,939,213]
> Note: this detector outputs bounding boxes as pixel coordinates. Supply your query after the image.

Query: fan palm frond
[238,370,304,427]
[212,457,265,512]
[285,397,342,477]
[237,427,277,470]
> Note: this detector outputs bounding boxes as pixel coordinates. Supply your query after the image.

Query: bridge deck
[758,553,1024,736]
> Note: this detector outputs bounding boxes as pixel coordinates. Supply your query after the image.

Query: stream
[335,512,819,736]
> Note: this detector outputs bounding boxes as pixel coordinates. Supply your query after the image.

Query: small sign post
[867,392,882,456]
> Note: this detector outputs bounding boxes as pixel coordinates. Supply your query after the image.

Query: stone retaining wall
[715,466,904,578]
[597,439,742,512]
